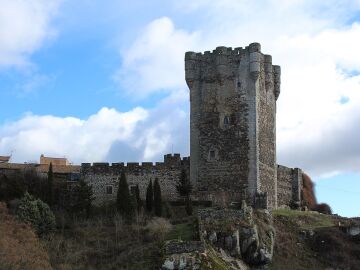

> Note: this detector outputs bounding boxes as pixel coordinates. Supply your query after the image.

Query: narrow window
[210,150,215,159]
[237,81,241,88]
[106,185,113,194]
[224,116,229,125]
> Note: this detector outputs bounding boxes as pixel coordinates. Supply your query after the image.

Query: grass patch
[273,209,334,230]
[166,222,194,241]
[201,245,229,270]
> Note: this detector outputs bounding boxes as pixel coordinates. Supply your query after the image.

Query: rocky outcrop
[162,240,204,270]
[162,206,275,269]
[199,206,275,267]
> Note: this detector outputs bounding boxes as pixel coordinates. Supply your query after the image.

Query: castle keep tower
[185,43,280,208]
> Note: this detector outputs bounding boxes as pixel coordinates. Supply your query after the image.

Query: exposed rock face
[162,240,204,270]
[161,207,275,269]
[198,207,275,267]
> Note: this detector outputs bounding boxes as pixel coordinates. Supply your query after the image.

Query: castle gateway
[186,43,281,209]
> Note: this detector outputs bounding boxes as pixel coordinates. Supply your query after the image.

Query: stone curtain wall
[81,154,190,205]
[277,165,303,208]
[276,165,293,207]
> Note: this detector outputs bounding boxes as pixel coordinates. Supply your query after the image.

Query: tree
[0,174,24,202]
[70,180,94,218]
[176,169,192,197]
[153,178,162,217]
[23,167,47,202]
[185,197,193,216]
[116,171,134,218]
[16,192,56,235]
[47,163,54,206]
[135,184,141,213]
[145,180,153,212]
[176,169,193,215]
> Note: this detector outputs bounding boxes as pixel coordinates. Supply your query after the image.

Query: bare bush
[302,173,317,209]
[145,217,172,241]
[312,203,332,215]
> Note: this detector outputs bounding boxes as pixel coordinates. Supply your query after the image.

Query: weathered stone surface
[163,241,205,255]
[81,154,190,205]
[186,43,280,208]
[198,208,275,267]
[277,165,303,208]
[162,240,204,270]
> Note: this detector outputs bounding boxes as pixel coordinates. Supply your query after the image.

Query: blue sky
[1,0,360,217]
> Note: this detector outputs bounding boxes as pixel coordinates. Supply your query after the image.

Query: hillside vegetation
[271,209,360,270]
[0,202,52,270]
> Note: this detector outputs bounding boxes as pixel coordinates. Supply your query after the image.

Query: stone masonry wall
[258,55,279,209]
[277,165,302,208]
[186,46,251,205]
[81,154,189,205]
[186,43,280,208]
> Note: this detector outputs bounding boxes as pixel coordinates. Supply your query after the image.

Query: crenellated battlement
[184,43,261,60]
[185,42,281,98]
[81,153,190,175]
[81,153,190,204]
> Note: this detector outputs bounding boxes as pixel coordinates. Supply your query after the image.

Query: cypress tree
[176,169,193,216]
[145,180,153,212]
[153,178,162,217]
[47,163,53,206]
[71,180,94,218]
[116,171,134,218]
[185,196,193,216]
[176,169,192,197]
[135,184,141,213]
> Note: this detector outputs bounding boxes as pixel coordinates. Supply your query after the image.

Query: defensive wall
[81,154,190,205]
[276,165,303,208]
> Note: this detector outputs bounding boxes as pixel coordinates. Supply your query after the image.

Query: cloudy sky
[1,0,360,217]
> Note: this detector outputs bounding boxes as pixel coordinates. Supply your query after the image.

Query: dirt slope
[270,209,360,270]
[0,202,52,270]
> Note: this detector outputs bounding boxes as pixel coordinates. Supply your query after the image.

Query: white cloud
[114,17,200,97]
[2,0,360,178]
[115,1,360,177]
[0,94,190,164]
[0,107,148,163]
[0,0,62,68]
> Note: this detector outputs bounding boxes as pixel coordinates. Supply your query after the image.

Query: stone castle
[0,42,303,209]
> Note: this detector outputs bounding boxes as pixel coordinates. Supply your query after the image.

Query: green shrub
[16,192,56,235]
